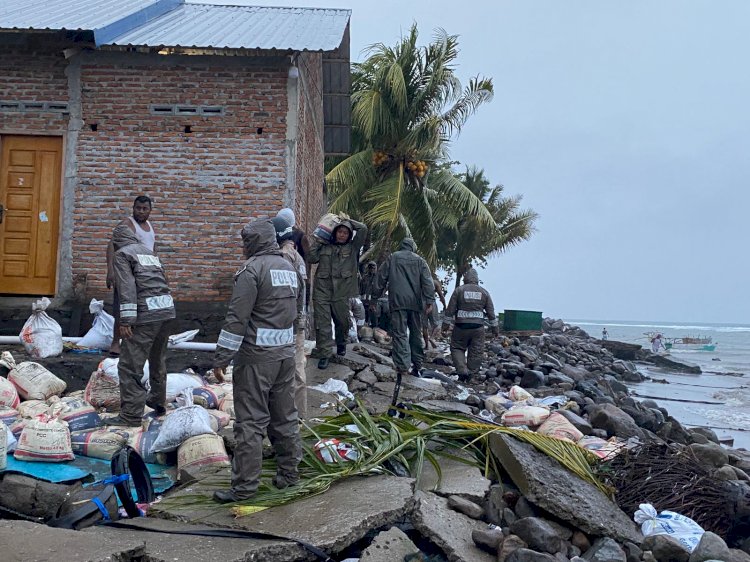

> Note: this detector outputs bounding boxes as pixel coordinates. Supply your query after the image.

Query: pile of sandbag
[19,297,63,358]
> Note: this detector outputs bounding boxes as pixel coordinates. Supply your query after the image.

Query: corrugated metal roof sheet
[0,0,167,32]
[108,4,351,51]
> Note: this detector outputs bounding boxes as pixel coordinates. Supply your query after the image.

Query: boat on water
[644,332,716,352]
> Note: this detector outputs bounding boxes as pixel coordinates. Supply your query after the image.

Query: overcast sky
[199,1,750,324]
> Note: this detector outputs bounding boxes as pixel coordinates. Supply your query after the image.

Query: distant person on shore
[651,333,664,353]
[442,268,498,382]
[602,328,609,340]
[106,196,156,357]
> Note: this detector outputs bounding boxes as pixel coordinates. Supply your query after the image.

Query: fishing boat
[644,332,716,352]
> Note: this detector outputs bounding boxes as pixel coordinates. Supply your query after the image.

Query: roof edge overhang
[93,0,183,46]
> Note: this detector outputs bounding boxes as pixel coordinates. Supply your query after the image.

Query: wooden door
[0,135,63,295]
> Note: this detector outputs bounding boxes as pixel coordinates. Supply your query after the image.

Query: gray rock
[510,518,562,554]
[513,496,537,519]
[489,434,642,544]
[571,531,591,553]
[731,465,750,481]
[349,379,369,392]
[356,368,379,386]
[360,527,420,562]
[502,507,517,526]
[557,409,594,435]
[418,399,474,416]
[549,372,576,386]
[589,403,645,440]
[715,465,739,481]
[418,454,491,503]
[546,520,573,541]
[498,535,529,562]
[689,442,729,468]
[412,491,495,562]
[583,537,626,562]
[448,495,485,519]
[690,427,720,444]
[0,474,77,518]
[485,485,506,525]
[623,541,642,562]
[471,527,505,552]
[642,552,658,562]
[507,549,558,562]
[688,531,730,562]
[641,534,689,562]
[562,365,590,382]
[728,549,750,562]
[689,431,709,445]
[520,370,545,388]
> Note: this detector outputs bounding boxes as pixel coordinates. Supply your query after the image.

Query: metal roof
[0,0,351,52]
[109,4,351,51]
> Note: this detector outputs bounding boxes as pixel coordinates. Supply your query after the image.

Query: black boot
[317,357,329,369]
[213,490,252,504]
[337,344,347,356]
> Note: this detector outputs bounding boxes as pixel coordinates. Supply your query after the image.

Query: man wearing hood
[443,267,498,382]
[375,238,435,376]
[359,261,379,327]
[104,223,175,427]
[308,214,368,369]
[212,219,303,503]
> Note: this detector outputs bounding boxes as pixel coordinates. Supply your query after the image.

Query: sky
[197,1,750,324]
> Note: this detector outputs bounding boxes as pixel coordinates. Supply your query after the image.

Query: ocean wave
[570,321,750,332]
[695,408,750,429]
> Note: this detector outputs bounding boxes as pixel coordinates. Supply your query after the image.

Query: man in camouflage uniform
[212,219,303,503]
[309,215,368,369]
[443,267,498,382]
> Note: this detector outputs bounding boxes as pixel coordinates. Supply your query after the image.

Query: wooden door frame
[0,130,67,296]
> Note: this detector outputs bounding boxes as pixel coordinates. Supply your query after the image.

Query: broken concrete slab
[360,526,420,562]
[412,491,496,562]
[0,474,79,519]
[353,343,395,367]
[489,433,641,544]
[333,349,374,372]
[306,362,355,386]
[152,475,416,556]
[418,453,491,503]
[418,399,474,416]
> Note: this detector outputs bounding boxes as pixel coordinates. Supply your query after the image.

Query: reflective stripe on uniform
[256,327,294,347]
[137,254,162,267]
[120,303,137,318]
[217,330,243,351]
[270,269,298,288]
[145,295,174,310]
[464,291,482,300]
[457,310,484,319]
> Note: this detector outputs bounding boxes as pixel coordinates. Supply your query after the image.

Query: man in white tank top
[106,196,156,355]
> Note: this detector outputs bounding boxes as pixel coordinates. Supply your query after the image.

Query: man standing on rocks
[443,267,498,382]
[375,238,435,377]
[212,219,303,503]
[106,196,157,357]
[309,214,368,370]
[103,223,174,427]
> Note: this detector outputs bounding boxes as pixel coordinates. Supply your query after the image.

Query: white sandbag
[165,372,204,402]
[219,394,235,419]
[4,424,17,454]
[53,397,102,432]
[0,376,20,408]
[634,503,705,552]
[19,297,63,358]
[16,399,50,419]
[100,358,120,380]
[76,299,114,349]
[0,405,18,426]
[70,428,128,460]
[150,405,214,453]
[8,362,66,400]
[536,411,584,442]
[84,367,120,410]
[309,378,354,400]
[14,414,74,462]
[501,405,550,427]
[205,408,231,432]
[177,434,230,476]
[312,213,341,243]
[508,385,533,402]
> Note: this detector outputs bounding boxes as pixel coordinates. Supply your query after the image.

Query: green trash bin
[503,310,543,332]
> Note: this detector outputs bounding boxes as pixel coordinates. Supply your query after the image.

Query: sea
[567,320,750,450]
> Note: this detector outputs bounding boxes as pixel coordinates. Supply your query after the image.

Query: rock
[688,531,730,562]
[690,427,719,444]
[306,361,356,386]
[548,372,576,386]
[502,508,517,526]
[520,370,545,388]
[546,520,573,541]
[513,497,537,519]
[731,465,750,481]
[583,537,626,562]
[498,535,528,562]
[588,403,645,440]
[571,531,591,553]
[356,369,379,386]
[641,535,689,562]
[665,417,692,445]
[715,465,739,481]
[349,379,368,392]
[562,365,590,382]
[486,394,511,416]
[471,527,505,552]
[510,518,562,554]
[642,552,658,562]
[506,548,558,562]
[557,409,594,435]
[466,394,484,408]
[728,549,750,562]
[689,431,709,445]
[0,474,77,518]
[489,434,642,544]
[485,485,506,525]
[412,491,495,562]
[689,443,729,468]
[623,541,643,562]
[418,399,474,416]
[360,527,420,562]
[418,454,491,503]
[448,495,485,520]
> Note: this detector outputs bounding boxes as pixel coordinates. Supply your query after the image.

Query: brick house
[0,0,351,325]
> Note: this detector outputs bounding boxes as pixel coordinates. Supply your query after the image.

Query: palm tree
[326,24,495,266]
[436,166,538,287]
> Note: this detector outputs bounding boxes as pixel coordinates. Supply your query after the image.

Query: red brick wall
[74,52,290,301]
[294,52,326,236]
[0,43,69,134]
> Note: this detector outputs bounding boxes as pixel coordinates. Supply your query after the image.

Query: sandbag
[177,434,230,476]
[501,405,550,427]
[577,436,626,459]
[219,393,235,419]
[84,367,120,410]
[165,372,204,402]
[150,405,214,453]
[9,362,66,400]
[4,424,17,454]
[192,384,227,410]
[14,414,74,462]
[77,299,114,350]
[19,297,63,358]
[205,408,231,432]
[0,405,18,426]
[71,428,128,460]
[634,503,705,552]
[126,419,168,465]
[312,213,341,243]
[53,397,102,432]
[16,399,50,419]
[508,385,533,402]
[536,411,584,442]
[0,376,20,408]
